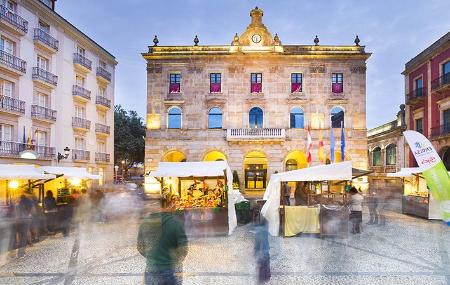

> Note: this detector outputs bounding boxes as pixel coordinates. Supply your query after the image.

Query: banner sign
[403,130,450,225]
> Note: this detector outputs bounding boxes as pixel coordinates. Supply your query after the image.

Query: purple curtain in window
[210,83,221,93]
[291,83,302,93]
[169,83,180,93]
[332,83,343,93]
[251,83,262,93]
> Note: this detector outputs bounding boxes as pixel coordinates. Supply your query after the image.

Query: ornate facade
[143,7,371,191]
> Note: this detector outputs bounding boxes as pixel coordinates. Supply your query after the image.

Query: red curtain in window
[332,83,343,93]
[251,83,262,93]
[291,83,302,93]
[210,83,221,93]
[169,83,180,93]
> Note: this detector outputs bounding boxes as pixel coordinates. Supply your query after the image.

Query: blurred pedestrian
[43,191,57,233]
[137,208,188,285]
[254,217,271,284]
[27,192,40,243]
[283,182,291,206]
[348,187,363,234]
[13,193,33,257]
[366,191,379,225]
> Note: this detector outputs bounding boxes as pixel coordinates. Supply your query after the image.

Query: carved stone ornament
[350,65,366,74]
[309,66,326,74]
[147,63,162,73]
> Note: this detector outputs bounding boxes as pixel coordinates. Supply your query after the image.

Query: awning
[0,164,56,180]
[273,161,353,182]
[40,166,101,180]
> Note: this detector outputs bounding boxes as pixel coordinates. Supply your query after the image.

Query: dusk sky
[57,0,450,129]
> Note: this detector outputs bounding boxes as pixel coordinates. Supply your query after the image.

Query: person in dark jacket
[13,194,33,257]
[44,191,57,233]
[254,217,271,284]
[137,209,188,285]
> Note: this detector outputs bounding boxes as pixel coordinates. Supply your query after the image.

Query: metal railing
[32,67,58,86]
[406,87,426,103]
[0,95,25,114]
[0,141,55,159]
[72,85,91,100]
[73,53,92,70]
[31,105,57,121]
[72,149,90,161]
[0,5,28,33]
[33,28,59,51]
[95,123,110,134]
[72,117,91,130]
[96,96,111,108]
[227,128,286,140]
[96,66,111,82]
[95,152,110,163]
[431,73,450,91]
[0,50,26,73]
[431,123,450,137]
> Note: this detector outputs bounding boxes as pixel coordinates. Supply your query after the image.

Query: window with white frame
[38,20,50,33]
[99,60,107,69]
[74,105,86,118]
[0,36,15,55]
[36,92,48,107]
[98,86,106,98]
[97,141,106,153]
[75,74,85,87]
[0,79,13,97]
[98,112,106,124]
[5,0,17,13]
[35,130,47,146]
[0,124,12,141]
[77,46,85,56]
[75,137,86,150]
[37,55,49,71]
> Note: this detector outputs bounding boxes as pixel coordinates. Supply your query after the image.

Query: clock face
[252,34,262,43]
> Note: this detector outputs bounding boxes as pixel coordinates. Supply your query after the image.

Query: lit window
[169,74,181,93]
[290,107,304,129]
[291,73,302,93]
[332,73,343,93]
[168,106,182,129]
[208,107,222,129]
[249,107,263,128]
[210,73,221,93]
[251,73,262,93]
[331,106,344,128]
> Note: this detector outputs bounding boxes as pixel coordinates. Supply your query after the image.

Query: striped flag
[318,128,325,163]
[306,125,312,164]
[330,124,335,163]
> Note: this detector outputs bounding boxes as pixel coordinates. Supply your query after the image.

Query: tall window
[0,79,13,97]
[0,124,12,141]
[36,92,48,107]
[210,73,221,93]
[386,144,396,166]
[169,74,181,93]
[75,74,85,87]
[0,36,15,55]
[372,147,382,166]
[443,109,450,134]
[35,131,47,146]
[99,60,107,69]
[443,61,450,84]
[98,112,106,124]
[74,105,86,118]
[38,20,50,33]
[415,118,423,134]
[290,107,304,129]
[291,73,303,93]
[37,55,49,71]
[75,137,86,150]
[332,73,343,93]
[251,73,262,93]
[77,46,85,56]
[97,141,106,153]
[414,77,423,97]
[168,106,182,129]
[98,86,106,97]
[208,107,222,129]
[6,1,17,13]
[331,106,345,128]
[249,107,263,128]
[286,159,298,171]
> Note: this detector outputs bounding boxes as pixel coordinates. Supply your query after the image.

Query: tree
[114,105,145,173]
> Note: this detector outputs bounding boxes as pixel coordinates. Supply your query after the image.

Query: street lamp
[114,165,119,182]
[57,147,70,162]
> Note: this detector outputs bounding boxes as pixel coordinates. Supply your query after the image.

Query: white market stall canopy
[40,166,101,180]
[0,164,56,180]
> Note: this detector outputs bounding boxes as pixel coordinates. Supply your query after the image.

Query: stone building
[143,7,371,191]
[0,0,116,182]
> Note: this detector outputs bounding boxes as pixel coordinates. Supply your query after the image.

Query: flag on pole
[306,125,312,164]
[22,126,26,144]
[318,127,324,164]
[341,122,345,161]
[330,124,335,163]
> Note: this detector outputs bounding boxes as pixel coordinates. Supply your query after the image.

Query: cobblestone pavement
[0,204,449,285]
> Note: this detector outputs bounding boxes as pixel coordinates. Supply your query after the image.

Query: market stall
[387,167,446,220]
[148,161,244,235]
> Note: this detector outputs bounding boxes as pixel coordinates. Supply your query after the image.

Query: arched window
[331,106,344,128]
[290,107,304,129]
[285,159,298,171]
[208,107,222,129]
[386,144,397,166]
[249,107,263,128]
[168,106,182,129]
[372,147,382,166]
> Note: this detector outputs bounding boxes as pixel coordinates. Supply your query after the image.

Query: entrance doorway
[243,151,268,190]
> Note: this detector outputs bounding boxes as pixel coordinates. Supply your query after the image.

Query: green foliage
[232,170,240,189]
[114,105,145,168]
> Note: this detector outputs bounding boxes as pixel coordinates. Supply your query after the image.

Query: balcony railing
[431,123,450,138]
[72,117,91,130]
[0,141,55,160]
[73,53,92,70]
[95,152,110,163]
[0,95,25,114]
[95,123,110,135]
[72,85,91,100]
[96,96,111,108]
[96,66,111,82]
[33,28,59,51]
[0,50,26,73]
[31,105,57,121]
[226,128,286,141]
[72,149,90,161]
[406,87,426,104]
[431,73,450,91]
[32,67,58,86]
[0,5,28,34]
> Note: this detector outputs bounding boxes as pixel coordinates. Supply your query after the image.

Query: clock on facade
[252,34,262,43]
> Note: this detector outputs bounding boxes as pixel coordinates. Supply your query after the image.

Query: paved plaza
[0,201,449,285]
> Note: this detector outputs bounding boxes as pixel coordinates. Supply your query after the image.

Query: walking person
[366,191,379,225]
[348,187,363,234]
[254,217,271,284]
[283,182,291,206]
[43,190,57,233]
[13,193,33,257]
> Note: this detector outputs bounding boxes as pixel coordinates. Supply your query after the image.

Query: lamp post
[57,147,70,162]
[121,160,126,180]
[114,165,119,183]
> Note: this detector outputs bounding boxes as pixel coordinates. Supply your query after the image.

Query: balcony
[226,128,285,141]
[431,73,450,95]
[406,87,426,106]
[73,53,92,72]
[431,123,450,139]
[0,141,55,160]
[96,96,111,109]
[95,123,110,135]
[72,117,91,131]
[72,85,91,101]
[72,149,90,161]
[31,105,57,122]
[0,5,28,35]
[33,28,59,52]
[0,95,25,115]
[32,67,58,88]
[96,66,111,83]
[0,50,26,74]
[95,152,110,163]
